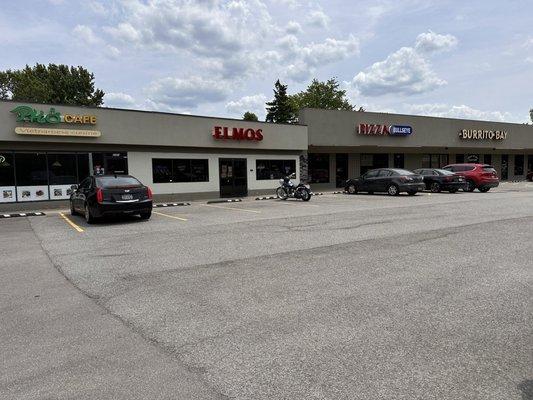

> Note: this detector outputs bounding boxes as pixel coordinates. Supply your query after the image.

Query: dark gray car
[345,168,425,196]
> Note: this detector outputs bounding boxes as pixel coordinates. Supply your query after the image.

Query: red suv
[443,163,499,192]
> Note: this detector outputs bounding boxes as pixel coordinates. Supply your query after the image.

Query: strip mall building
[0,100,531,206]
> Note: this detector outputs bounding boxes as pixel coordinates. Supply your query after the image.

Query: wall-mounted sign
[357,124,413,136]
[212,126,263,141]
[15,127,101,137]
[459,129,507,140]
[10,105,97,125]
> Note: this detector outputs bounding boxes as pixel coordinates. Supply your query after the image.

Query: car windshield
[393,169,415,175]
[436,169,455,176]
[96,176,142,188]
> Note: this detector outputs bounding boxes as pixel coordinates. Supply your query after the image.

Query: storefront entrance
[91,152,128,175]
[335,154,348,187]
[219,158,247,197]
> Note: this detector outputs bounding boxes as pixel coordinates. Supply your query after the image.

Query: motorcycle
[276,173,312,201]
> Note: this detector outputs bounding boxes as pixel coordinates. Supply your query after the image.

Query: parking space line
[201,204,261,214]
[59,213,84,233]
[276,201,320,207]
[153,211,188,221]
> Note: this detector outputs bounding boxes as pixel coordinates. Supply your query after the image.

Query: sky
[1,0,532,123]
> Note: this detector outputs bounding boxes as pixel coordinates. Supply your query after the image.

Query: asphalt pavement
[1,182,532,399]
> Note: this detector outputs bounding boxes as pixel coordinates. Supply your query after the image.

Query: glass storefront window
[256,160,296,180]
[15,153,49,201]
[422,154,449,168]
[308,154,330,183]
[514,155,524,175]
[152,159,209,183]
[0,153,16,203]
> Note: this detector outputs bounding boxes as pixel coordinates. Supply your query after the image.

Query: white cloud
[404,103,514,122]
[285,21,302,35]
[414,30,458,54]
[306,10,330,28]
[225,94,267,118]
[281,35,360,82]
[352,47,446,96]
[145,76,230,109]
[352,30,457,96]
[73,25,98,44]
[526,56,533,64]
[104,92,136,108]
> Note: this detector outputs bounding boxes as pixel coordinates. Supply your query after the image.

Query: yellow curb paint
[202,204,261,214]
[59,213,84,233]
[153,211,188,221]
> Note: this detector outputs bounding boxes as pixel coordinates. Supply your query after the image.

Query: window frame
[255,159,296,180]
[152,158,209,184]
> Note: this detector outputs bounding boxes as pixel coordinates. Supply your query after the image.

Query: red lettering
[255,129,263,141]
[232,127,244,140]
[223,127,229,139]
[244,128,255,140]
[382,125,390,135]
[213,126,222,139]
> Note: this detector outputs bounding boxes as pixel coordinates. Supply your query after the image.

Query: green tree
[243,111,258,121]
[0,63,105,106]
[530,108,533,123]
[289,78,355,112]
[265,80,296,123]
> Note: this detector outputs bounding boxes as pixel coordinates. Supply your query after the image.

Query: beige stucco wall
[0,100,308,151]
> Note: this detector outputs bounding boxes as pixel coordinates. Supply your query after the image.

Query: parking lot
[1,182,532,399]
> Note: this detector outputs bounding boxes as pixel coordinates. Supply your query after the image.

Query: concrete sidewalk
[0,217,224,400]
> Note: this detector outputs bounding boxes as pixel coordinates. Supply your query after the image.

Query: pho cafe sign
[10,105,101,137]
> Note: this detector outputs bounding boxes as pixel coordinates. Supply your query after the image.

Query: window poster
[0,186,16,203]
[50,184,75,200]
[16,186,50,201]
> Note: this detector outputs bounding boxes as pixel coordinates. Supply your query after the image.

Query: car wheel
[430,182,441,193]
[140,211,152,220]
[84,204,95,224]
[448,188,458,193]
[464,180,476,192]
[70,201,77,216]
[478,187,490,193]
[346,184,357,194]
[387,184,399,196]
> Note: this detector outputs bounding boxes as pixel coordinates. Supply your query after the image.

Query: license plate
[121,194,133,200]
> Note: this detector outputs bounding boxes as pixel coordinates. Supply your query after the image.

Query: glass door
[219,158,247,197]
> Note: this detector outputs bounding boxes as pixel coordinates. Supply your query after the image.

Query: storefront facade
[1,100,531,206]
[0,101,307,204]
[299,108,533,188]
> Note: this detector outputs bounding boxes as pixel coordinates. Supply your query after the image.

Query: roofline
[0,99,307,127]
[299,107,532,128]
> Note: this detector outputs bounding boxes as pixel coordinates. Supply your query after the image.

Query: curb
[1,212,46,219]
[310,192,324,196]
[154,202,190,208]
[206,199,242,204]
[255,196,278,201]
[331,191,347,194]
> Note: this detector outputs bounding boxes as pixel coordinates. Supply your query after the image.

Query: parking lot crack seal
[26,218,232,400]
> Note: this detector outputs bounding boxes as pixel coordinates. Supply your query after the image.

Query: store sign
[15,127,101,137]
[459,129,507,140]
[212,126,263,141]
[357,124,412,136]
[10,105,97,125]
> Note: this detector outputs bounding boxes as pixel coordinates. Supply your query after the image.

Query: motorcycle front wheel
[276,187,288,200]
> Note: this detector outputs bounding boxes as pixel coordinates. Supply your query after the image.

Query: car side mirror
[70,184,78,191]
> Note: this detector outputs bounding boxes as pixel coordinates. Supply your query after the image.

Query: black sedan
[345,168,425,196]
[412,168,466,193]
[70,175,153,223]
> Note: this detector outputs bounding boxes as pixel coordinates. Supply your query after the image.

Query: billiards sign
[357,124,413,136]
